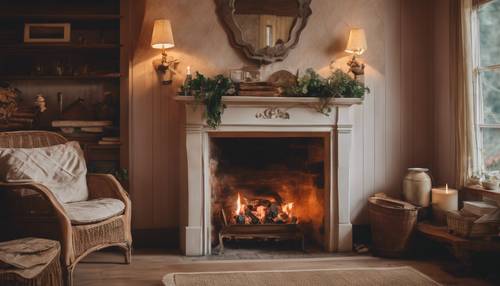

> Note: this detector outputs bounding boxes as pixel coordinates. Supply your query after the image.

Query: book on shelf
[101,137,120,142]
[98,140,121,145]
[98,137,120,145]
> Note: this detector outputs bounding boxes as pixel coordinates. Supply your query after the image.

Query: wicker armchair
[0,131,132,286]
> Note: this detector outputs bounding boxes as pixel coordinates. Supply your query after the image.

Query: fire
[236,193,243,215]
[282,202,294,216]
[233,193,297,225]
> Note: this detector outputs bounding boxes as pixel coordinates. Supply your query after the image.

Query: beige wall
[433,0,457,187]
[128,0,437,230]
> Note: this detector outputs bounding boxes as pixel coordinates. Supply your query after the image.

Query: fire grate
[218,210,305,254]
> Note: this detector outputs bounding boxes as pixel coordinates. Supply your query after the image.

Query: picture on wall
[24,23,71,43]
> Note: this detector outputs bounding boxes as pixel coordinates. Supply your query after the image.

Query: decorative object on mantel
[239,82,280,97]
[183,66,193,96]
[180,72,236,128]
[268,70,298,91]
[151,19,179,85]
[229,66,261,83]
[345,28,367,80]
[216,0,312,64]
[402,168,432,207]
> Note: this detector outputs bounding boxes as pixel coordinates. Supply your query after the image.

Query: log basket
[368,197,418,257]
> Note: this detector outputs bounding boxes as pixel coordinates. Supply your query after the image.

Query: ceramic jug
[402,168,432,207]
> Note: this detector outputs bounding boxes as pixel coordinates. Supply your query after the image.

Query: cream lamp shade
[345,28,367,56]
[151,19,175,49]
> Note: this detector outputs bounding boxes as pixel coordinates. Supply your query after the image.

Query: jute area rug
[163,266,441,286]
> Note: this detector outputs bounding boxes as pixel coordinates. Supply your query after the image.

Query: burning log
[230,192,297,225]
[235,215,245,224]
[245,208,260,224]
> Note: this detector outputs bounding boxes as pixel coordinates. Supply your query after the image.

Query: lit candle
[431,184,458,211]
[186,66,191,75]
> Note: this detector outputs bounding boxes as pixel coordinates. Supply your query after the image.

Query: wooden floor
[73,249,496,286]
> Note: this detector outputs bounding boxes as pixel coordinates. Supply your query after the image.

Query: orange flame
[256,205,266,223]
[236,193,242,215]
[282,202,294,216]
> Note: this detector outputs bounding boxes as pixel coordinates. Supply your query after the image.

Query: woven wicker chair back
[0,131,67,148]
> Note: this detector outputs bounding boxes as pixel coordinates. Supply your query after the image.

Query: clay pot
[402,168,432,207]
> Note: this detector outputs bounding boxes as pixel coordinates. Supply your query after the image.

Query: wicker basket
[368,197,418,257]
[446,210,498,238]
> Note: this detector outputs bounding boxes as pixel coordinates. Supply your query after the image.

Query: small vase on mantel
[402,168,432,207]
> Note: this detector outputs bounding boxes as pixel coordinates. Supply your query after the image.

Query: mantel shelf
[174,96,363,107]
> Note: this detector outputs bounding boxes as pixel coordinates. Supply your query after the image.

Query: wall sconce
[151,19,179,85]
[345,28,367,80]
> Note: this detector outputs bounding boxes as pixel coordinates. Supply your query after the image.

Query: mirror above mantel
[216,0,312,64]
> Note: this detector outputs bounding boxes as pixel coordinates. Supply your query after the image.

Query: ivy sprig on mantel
[285,68,369,115]
[182,72,236,129]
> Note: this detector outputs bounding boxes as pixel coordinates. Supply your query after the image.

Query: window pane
[480,69,500,124]
[479,0,500,66]
[482,128,500,172]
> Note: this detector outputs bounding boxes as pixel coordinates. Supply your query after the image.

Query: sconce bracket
[154,57,180,85]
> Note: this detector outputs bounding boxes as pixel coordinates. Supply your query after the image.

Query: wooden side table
[0,238,63,286]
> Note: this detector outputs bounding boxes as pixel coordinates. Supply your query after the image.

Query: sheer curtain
[450,0,477,188]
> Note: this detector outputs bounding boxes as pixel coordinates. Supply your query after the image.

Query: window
[473,0,500,173]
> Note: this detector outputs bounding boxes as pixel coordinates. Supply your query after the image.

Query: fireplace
[210,134,329,252]
[176,96,361,256]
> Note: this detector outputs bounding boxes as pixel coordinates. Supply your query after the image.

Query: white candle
[431,184,458,211]
[186,66,191,75]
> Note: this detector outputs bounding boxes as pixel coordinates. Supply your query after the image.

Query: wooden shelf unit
[0,0,129,175]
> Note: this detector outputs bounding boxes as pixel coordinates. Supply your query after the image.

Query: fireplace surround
[176,96,361,256]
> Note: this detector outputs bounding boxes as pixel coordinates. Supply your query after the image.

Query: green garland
[182,72,235,129]
[286,68,370,115]
[183,69,368,128]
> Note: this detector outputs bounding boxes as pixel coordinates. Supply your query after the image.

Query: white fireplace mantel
[175,96,362,256]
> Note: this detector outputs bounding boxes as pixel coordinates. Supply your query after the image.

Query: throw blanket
[0,141,88,203]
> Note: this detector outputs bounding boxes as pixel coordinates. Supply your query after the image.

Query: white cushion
[63,198,125,225]
[0,141,88,203]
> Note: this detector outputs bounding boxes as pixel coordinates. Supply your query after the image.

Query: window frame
[471,0,500,173]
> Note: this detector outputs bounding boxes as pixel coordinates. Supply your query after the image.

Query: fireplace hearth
[176,96,361,256]
[210,136,327,251]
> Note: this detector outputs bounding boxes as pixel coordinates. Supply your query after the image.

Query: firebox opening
[210,135,328,250]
